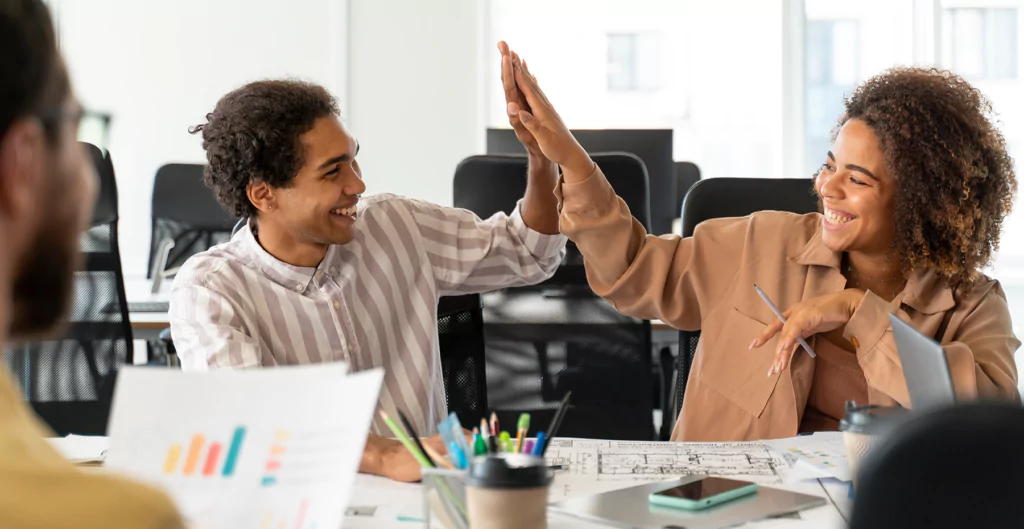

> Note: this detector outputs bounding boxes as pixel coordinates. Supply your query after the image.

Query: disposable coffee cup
[465,453,553,529]
[839,402,906,482]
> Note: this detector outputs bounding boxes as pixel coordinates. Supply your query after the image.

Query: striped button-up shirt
[169,193,565,435]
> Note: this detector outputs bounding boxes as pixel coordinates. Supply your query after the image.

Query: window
[801,0,915,177]
[942,8,1018,80]
[607,33,661,92]
[805,20,860,176]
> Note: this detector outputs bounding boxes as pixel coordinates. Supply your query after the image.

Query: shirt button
[315,271,323,279]
[329,266,337,275]
[850,336,861,349]
[295,284,305,292]
[333,300,341,309]
[347,343,354,353]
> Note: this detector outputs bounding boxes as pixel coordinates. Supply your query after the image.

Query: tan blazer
[556,165,1020,442]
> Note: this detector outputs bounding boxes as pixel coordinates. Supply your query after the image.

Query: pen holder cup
[422,468,470,529]
[465,454,553,529]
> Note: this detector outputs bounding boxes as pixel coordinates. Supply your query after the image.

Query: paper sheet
[105,364,382,529]
[540,438,793,502]
[47,434,109,464]
[766,433,852,482]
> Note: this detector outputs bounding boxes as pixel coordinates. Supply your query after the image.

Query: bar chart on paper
[104,365,384,529]
[163,426,247,478]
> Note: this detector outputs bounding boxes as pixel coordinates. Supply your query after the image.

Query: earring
[268,205,274,211]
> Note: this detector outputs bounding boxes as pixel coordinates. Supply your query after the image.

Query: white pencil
[754,284,817,359]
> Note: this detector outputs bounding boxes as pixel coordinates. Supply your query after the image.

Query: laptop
[888,313,956,410]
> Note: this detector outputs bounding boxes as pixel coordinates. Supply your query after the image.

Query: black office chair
[3,144,133,436]
[851,402,1024,529]
[670,178,819,435]
[674,161,701,217]
[452,153,655,440]
[437,294,489,427]
[149,163,236,281]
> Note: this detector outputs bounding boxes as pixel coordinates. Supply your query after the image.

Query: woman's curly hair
[189,80,338,218]
[836,67,1017,288]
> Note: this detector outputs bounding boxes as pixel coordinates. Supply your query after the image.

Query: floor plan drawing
[544,439,788,485]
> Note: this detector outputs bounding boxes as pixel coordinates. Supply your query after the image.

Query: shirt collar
[789,226,954,315]
[239,223,328,292]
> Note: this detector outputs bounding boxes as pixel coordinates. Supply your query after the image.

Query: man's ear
[246,180,277,214]
[0,118,46,223]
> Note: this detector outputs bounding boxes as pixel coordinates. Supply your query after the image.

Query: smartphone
[649,477,758,511]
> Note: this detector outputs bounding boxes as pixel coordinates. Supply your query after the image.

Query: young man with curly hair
[170,45,565,481]
[503,44,1019,440]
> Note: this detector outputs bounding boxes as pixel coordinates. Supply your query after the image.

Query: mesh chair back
[4,144,132,435]
[149,163,236,277]
[672,178,819,429]
[437,295,488,427]
[452,153,655,439]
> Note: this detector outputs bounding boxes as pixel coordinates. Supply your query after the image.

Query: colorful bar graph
[270,445,286,456]
[262,476,277,487]
[183,434,206,475]
[222,426,246,477]
[266,460,282,472]
[202,442,223,477]
[163,444,182,474]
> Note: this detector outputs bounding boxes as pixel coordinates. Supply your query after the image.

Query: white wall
[347,0,485,208]
[48,0,348,276]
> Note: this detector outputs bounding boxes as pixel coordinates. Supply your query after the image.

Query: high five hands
[497,41,595,178]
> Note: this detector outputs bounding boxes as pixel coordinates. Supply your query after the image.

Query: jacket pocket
[698,307,784,418]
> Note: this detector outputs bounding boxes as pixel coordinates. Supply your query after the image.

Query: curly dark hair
[189,80,339,218]
[836,67,1017,288]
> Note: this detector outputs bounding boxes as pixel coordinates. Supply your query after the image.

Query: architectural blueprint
[544,439,790,485]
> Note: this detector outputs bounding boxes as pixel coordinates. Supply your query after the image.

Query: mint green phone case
[648,481,759,511]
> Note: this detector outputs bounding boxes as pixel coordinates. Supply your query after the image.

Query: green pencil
[379,410,433,468]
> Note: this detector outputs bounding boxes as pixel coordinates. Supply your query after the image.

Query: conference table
[341,469,851,528]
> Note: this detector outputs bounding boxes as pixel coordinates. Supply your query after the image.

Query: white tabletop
[342,473,850,529]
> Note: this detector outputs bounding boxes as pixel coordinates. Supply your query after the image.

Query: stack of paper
[105,363,382,529]
[767,432,852,482]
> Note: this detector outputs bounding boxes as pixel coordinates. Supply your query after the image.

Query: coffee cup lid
[465,453,553,489]
[839,402,907,434]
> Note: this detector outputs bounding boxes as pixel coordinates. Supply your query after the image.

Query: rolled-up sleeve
[406,197,567,296]
[555,164,749,331]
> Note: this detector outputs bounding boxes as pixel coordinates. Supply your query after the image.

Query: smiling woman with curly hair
[839,68,1017,289]
[497,44,1020,441]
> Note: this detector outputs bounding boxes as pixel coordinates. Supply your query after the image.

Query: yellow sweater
[0,368,183,529]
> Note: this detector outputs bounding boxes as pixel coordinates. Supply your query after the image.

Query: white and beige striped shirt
[169,193,566,435]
